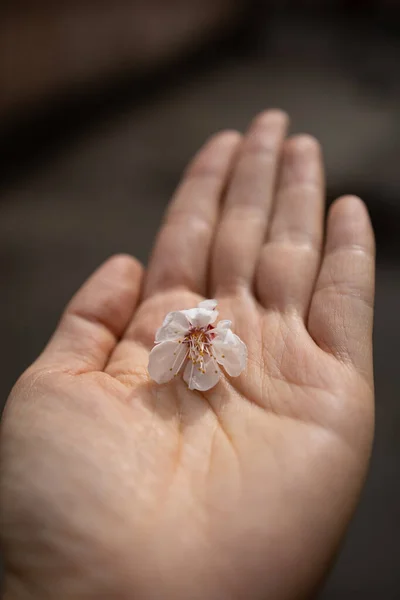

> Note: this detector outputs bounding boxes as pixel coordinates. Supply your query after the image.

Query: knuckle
[252,109,288,129]
[244,129,280,160]
[285,134,321,154]
[107,254,143,279]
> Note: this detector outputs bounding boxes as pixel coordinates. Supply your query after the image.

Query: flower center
[184,326,214,373]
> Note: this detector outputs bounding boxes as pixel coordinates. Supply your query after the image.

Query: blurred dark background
[0,1,399,598]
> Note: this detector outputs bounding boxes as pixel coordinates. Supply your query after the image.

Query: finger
[144,130,241,298]
[36,255,143,373]
[308,196,375,376]
[256,135,325,316]
[105,288,199,382]
[211,109,288,294]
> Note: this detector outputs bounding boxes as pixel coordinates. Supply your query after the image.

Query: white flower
[148,299,247,391]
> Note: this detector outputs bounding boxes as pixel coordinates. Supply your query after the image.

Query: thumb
[35,255,143,374]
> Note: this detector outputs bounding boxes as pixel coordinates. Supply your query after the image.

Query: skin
[0,110,375,600]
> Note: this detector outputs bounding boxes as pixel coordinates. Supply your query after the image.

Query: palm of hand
[1,112,375,600]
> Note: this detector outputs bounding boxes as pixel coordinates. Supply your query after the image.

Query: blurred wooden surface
[0,0,243,117]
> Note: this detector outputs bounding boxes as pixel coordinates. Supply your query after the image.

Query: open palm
[0,111,375,600]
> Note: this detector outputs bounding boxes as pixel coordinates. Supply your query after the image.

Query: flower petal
[155,310,190,342]
[197,299,218,311]
[212,329,247,377]
[213,319,232,332]
[148,340,188,384]
[183,355,221,391]
[182,307,218,328]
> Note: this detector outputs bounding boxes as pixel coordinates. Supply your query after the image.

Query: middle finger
[211,110,288,295]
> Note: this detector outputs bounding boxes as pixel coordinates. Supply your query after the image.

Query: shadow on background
[0,2,399,598]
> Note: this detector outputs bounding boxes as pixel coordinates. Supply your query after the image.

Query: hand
[0,110,375,600]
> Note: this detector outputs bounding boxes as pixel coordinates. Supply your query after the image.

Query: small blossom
[148,300,247,391]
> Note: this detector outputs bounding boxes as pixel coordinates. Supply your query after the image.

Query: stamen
[183,326,216,380]
[171,342,188,375]
[175,347,189,375]
[189,360,195,389]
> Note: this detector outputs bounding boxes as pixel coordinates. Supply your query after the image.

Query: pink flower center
[183,326,215,373]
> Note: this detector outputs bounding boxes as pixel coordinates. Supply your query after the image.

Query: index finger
[144,131,241,298]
